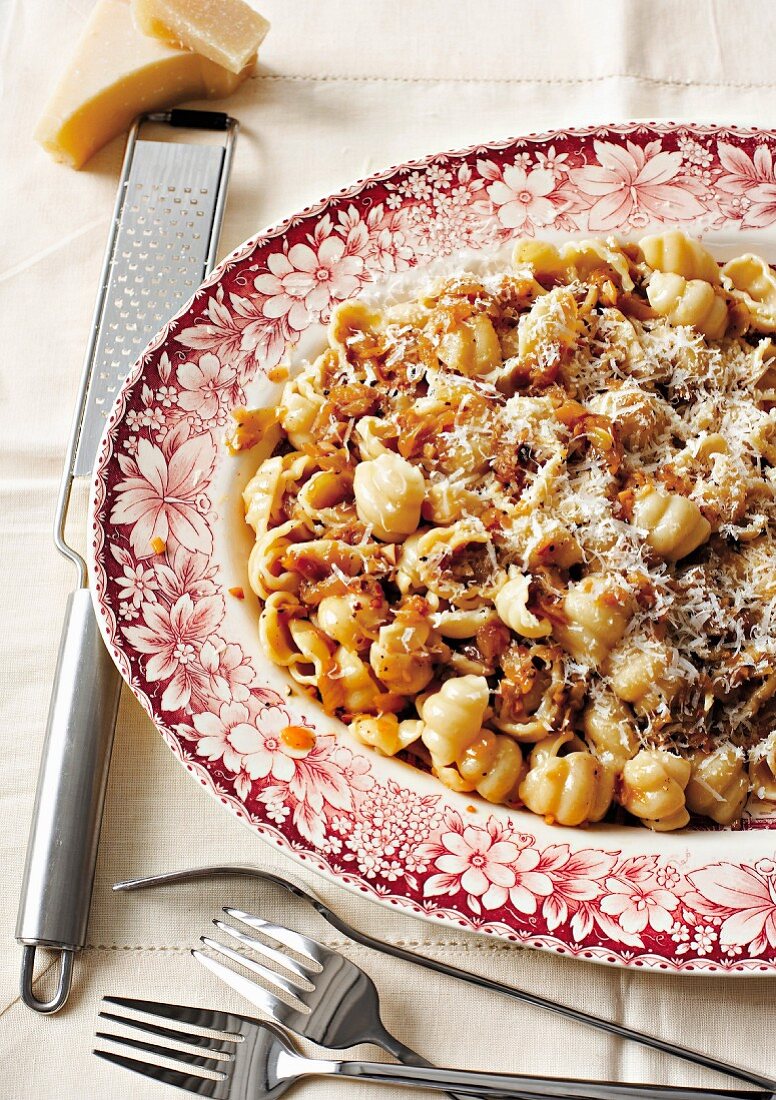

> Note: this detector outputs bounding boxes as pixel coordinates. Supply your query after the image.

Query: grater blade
[73,138,227,476]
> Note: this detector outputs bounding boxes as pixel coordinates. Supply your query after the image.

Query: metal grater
[16,109,238,1013]
[75,113,237,472]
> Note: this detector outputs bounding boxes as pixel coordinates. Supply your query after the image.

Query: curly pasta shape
[722,254,776,332]
[353,452,425,542]
[281,619,335,688]
[437,313,503,377]
[433,605,498,639]
[553,575,633,666]
[420,674,490,766]
[620,749,691,831]
[454,729,526,804]
[646,271,728,339]
[562,237,635,291]
[369,607,439,694]
[248,519,309,599]
[513,238,567,281]
[685,745,749,826]
[639,229,720,284]
[581,688,639,770]
[295,469,354,529]
[351,713,422,756]
[354,415,399,460]
[632,485,711,561]
[422,479,484,525]
[243,456,285,535]
[588,386,672,451]
[259,592,305,667]
[243,452,314,535]
[492,644,564,742]
[607,639,681,714]
[320,646,400,715]
[315,590,387,652]
[519,732,614,826]
[328,299,382,353]
[412,521,504,604]
[277,361,328,449]
[494,571,551,638]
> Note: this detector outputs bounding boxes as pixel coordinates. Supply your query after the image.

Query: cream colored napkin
[2,2,776,1097]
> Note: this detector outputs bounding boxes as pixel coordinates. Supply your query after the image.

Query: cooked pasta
[234,231,776,831]
[419,674,490,766]
[685,744,748,826]
[646,272,728,340]
[620,749,691,832]
[519,732,614,826]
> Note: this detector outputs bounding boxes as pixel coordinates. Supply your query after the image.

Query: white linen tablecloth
[1,1,775,1096]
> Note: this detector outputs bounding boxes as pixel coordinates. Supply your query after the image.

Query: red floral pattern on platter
[91,123,776,973]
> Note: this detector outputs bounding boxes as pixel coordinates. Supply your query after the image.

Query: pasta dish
[231,231,776,831]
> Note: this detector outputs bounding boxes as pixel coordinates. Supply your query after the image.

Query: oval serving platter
[90,121,776,973]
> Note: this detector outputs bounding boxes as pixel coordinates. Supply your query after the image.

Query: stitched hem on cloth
[248,72,776,89]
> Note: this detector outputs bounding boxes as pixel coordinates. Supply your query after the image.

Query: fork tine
[201,935,310,1001]
[103,995,245,1037]
[224,909,325,966]
[95,1030,230,1074]
[99,1010,237,1055]
[193,948,308,1019]
[94,1048,225,1098]
[213,919,317,981]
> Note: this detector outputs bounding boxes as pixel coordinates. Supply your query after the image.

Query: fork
[192,910,771,1100]
[194,907,428,1063]
[94,997,771,1100]
[115,866,776,1093]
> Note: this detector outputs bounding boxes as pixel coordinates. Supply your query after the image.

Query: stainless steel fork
[115,866,776,1093]
[193,910,772,1100]
[94,996,771,1100]
[194,907,425,1062]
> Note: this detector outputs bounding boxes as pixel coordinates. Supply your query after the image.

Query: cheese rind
[133,0,270,75]
[35,0,250,169]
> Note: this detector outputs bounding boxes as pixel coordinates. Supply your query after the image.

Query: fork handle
[329,1061,771,1100]
[372,1024,480,1100]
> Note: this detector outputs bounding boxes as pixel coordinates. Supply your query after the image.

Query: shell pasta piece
[454,729,526,804]
[437,314,502,377]
[519,733,614,826]
[722,254,776,331]
[495,571,551,638]
[351,713,422,756]
[369,610,438,694]
[620,750,691,831]
[646,271,728,339]
[553,576,633,667]
[685,745,749,825]
[639,229,720,284]
[582,689,639,770]
[420,675,490,767]
[518,286,581,360]
[631,485,711,561]
[353,453,425,542]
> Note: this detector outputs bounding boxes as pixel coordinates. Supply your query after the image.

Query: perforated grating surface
[74,139,226,475]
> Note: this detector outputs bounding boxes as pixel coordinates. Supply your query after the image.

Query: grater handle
[16,589,122,1012]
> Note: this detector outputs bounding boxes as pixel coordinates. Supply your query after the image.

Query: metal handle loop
[20,945,75,1014]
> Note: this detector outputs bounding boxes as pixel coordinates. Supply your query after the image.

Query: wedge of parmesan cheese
[133,0,270,75]
[35,0,251,169]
